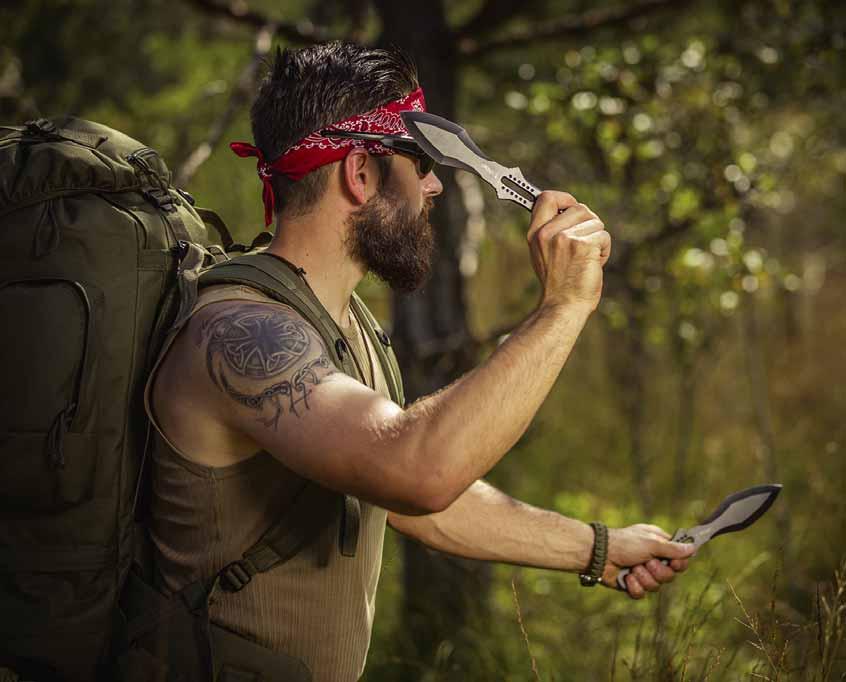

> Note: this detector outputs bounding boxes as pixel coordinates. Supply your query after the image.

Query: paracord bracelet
[579,521,608,587]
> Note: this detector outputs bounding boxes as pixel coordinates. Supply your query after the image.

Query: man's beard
[345,178,435,293]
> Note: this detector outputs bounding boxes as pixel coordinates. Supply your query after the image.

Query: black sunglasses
[320,128,436,177]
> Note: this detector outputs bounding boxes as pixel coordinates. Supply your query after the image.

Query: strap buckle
[173,239,190,260]
[24,118,58,136]
[128,149,176,211]
[142,187,178,212]
[218,560,255,593]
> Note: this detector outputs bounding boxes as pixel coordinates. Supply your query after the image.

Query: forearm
[388,479,594,572]
[399,303,590,510]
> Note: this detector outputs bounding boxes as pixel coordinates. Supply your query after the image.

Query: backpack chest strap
[215,482,347,593]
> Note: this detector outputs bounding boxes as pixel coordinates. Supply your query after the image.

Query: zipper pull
[335,338,348,361]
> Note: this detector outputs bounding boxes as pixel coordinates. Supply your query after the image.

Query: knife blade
[615,484,782,591]
[400,110,542,211]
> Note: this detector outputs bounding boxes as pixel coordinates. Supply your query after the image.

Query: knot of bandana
[231,87,426,226]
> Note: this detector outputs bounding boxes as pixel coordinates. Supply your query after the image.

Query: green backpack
[0,117,228,681]
[0,118,405,682]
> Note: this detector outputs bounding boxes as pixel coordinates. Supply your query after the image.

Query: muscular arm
[387,480,694,598]
[387,480,595,570]
[159,191,607,516]
[173,297,589,516]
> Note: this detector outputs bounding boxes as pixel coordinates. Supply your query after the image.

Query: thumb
[660,541,696,560]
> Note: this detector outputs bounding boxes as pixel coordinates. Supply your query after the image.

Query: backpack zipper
[13,279,96,468]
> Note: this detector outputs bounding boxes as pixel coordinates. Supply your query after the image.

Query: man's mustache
[421,197,434,217]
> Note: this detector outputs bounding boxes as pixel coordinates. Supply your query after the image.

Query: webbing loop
[218,560,257,593]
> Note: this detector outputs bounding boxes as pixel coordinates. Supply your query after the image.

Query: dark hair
[250,41,419,219]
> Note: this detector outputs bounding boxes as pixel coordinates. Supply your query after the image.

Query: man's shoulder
[149,293,336,463]
[178,294,329,388]
[151,290,329,417]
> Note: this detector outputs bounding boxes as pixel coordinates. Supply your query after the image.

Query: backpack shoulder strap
[350,293,405,407]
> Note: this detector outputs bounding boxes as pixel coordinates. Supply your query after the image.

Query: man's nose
[423,170,443,197]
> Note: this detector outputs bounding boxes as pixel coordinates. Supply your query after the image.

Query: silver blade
[673,484,782,549]
[616,483,781,591]
[400,110,542,211]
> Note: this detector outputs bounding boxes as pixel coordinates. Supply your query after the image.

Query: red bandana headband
[231,87,427,226]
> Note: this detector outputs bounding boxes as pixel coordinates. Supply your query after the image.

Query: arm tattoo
[199,304,335,429]
[202,305,310,382]
[219,356,333,430]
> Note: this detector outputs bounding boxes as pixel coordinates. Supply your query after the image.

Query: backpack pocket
[0,278,100,512]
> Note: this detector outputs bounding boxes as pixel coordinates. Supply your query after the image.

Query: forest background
[3,0,845,679]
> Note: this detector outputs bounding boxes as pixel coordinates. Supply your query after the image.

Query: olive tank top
[144,284,391,682]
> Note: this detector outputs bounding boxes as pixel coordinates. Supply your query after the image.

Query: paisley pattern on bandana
[230,88,427,225]
[285,89,425,155]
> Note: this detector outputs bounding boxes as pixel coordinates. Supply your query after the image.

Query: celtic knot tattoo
[203,308,310,380]
[200,305,335,430]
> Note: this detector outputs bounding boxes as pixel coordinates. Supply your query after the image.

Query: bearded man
[145,42,694,682]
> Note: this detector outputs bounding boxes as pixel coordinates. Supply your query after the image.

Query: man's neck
[265,204,365,329]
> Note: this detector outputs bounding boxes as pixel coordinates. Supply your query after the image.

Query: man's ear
[340,149,378,206]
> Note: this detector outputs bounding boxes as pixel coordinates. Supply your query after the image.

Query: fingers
[625,573,646,599]
[530,191,579,233]
[591,229,612,265]
[528,196,597,245]
[632,565,661,592]
[566,218,605,238]
[531,202,609,271]
[533,216,608,264]
[669,558,690,572]
[568,221,611,264]
[645,559,676,583]
[623,559,678,600]
[532,213,597,254]
[537,203,600,236]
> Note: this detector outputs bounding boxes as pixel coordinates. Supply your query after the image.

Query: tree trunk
[671,338,697,511]
[740,294,790,553]
[607,287,653,515]
[373,1,492,673]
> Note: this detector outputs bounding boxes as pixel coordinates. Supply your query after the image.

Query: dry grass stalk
[511,576,541,682]
[816,558,846,682]
[728,579,791,680]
